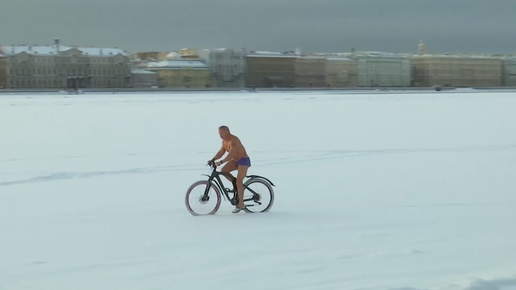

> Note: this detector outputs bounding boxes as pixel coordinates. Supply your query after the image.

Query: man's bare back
[222,135,248,162]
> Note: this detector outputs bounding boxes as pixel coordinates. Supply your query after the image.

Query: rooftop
[410,53,503,59]
[146,60,209,69]
[166,52,181,59]
[353,51,409,58]
[131,69,157,74]
[208,48,246,53]
[251,50,283,55]
[298,56,326,60]
[0,45,129,57]
[247,51,299,58]
[326,57,355,61]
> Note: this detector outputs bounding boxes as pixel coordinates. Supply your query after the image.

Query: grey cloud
[1,0,515,54]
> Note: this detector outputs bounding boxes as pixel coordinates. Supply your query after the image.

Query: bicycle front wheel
[185,180,221,216]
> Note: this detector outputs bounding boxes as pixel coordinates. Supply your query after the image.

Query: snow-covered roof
[78,47,127,56]
[131,69,157,74]
[146,60,209,69]
[326,57,355,61]
[0,45,128,57]
[411,53,502,60]
[247,51,299,58]
[251,51,282,55]
[354,51,408,58]
[247,54,299,59]
[298,56,326,60]
[208,48,245,53]
[166,52,181,59]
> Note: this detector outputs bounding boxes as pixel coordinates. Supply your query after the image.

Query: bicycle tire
[242,178,275,213]
[185,180,222,216]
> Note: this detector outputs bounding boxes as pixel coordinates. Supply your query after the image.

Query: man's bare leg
[235,165,249,209]
[220,161,237,188]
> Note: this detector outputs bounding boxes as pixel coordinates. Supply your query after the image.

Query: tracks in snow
[1,144,515,188]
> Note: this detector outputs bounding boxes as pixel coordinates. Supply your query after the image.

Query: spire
[418,39,426,55]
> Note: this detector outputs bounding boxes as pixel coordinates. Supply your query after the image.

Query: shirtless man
[207,125,251,213]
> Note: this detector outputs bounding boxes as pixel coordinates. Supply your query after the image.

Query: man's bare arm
[212,145,226,160]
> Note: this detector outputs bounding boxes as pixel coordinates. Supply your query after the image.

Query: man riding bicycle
[207,125,251,213]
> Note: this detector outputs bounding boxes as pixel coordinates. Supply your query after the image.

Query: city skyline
[1,0,515,54]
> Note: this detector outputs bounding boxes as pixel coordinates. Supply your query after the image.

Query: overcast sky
[1,0,515,54]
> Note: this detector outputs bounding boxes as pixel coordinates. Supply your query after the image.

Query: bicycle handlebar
[207,159,217,169]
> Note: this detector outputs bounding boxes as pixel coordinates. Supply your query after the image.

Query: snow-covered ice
[1,90,516,290]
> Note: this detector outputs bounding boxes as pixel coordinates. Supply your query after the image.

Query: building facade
[145,60,210,88]
[0,54,8,89]
[357,55,411,87]
[502,58,516,86]
[325,57,359,87]
[203,48,246,88]
[294,56,326,87]
[411,55,502,87]
[131,69,158,87]
[245,51,298,88]
[0,40,132,89]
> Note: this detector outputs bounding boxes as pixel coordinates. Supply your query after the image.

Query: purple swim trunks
[235,157,251,167]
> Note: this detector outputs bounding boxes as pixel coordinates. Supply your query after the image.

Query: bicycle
[185,161,275,215]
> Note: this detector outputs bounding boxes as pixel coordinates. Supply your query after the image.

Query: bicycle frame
[201,165,234,202]
[201,163,275,205]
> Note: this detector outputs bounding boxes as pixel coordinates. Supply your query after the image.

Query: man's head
[218,125,231,140]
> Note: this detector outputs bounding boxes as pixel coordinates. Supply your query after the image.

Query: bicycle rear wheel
[185,180,221,216]
[242,178,274,213]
